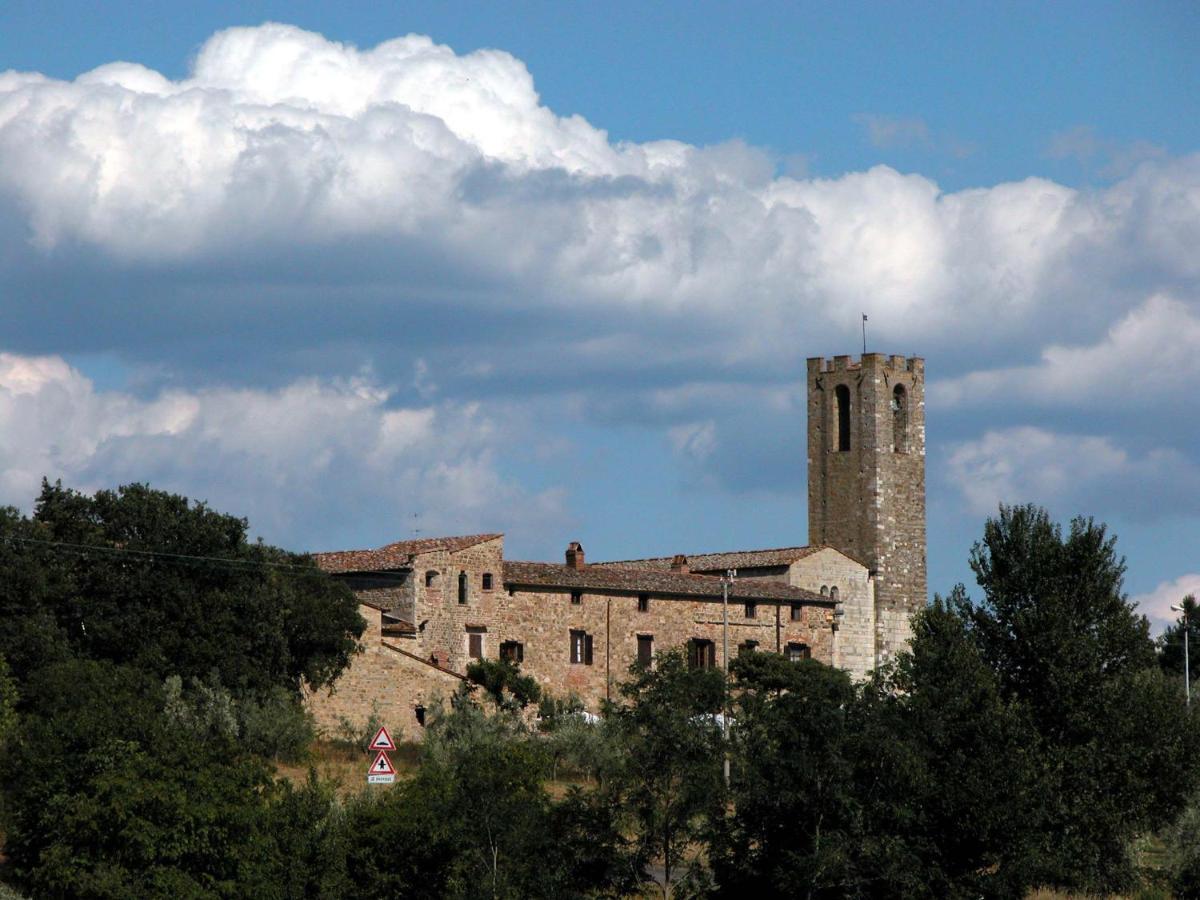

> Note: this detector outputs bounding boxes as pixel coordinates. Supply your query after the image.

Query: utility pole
[722,568,736,787]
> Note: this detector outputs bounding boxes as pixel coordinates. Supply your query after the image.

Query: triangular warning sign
[369,725,396,751]
[369,750,396,776]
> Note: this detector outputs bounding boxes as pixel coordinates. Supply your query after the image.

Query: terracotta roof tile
[502,561,827,603]
[600,545,823,573]
[314,533,502,574]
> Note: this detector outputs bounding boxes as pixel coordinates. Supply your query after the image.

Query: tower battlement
[807,353,924,375]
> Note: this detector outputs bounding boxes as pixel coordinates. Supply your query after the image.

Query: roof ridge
[599,544,815,565]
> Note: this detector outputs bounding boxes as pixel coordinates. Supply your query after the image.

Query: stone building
[306,353,926,738]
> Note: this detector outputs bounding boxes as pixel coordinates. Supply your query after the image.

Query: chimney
[565,541,585,570]
[670,554,689,574]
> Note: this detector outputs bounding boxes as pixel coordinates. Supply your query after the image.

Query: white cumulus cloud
[0,351,563,550]
[1130,573,1200,633]
[945,426,1200,520]
[0,21,1195,357]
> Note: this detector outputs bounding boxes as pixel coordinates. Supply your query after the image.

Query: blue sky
[0,1,1197,626]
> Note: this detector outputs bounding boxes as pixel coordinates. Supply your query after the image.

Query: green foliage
[607,649,725,892]
[0,654,18,751]
[712,653,865,898]
[465,657,542,711]
[2,659,285,898]
[2,480,364,698]
[957,504,1199,892]
[341,701,641,898]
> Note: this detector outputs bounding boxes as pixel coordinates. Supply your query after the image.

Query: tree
[2,659,286,898]
[1159,593,1200,687]
[607,650,724,897]
[4,480,364,697]
[957,504,1198,891]
[710,653,865,899]
[465,657,542,711]
[867,594,1041,897]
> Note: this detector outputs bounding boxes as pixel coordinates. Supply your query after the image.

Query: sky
[0,1,1197,629]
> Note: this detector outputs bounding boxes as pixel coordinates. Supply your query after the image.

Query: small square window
[739,640,759,657]
[637,594,649,613]
[786,642,810,663]
[482,572,494,591]
[790,603,802,622]
[570,590,583,605]
[500,640,524,663]
[744,601,756,619]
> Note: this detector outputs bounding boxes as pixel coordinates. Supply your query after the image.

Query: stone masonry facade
[305,352,926,735]
[808,353,926,664]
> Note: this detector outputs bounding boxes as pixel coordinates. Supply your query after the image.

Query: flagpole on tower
[862,313,868,354]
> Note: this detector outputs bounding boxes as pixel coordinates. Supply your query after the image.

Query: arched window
[892,384,907,453]
[425,570,440,588]
[835,384,851,451]
[830,586,839,601]
[820,585,829,597]
[458,571,468,605]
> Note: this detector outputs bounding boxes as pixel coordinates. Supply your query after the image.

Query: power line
[0,534,346,578]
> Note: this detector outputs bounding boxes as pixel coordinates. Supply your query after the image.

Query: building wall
[412,537,505,670]
[790,548,875,681]
[304,604,464,741]
[486,587,835,711]
[807,353,926,664]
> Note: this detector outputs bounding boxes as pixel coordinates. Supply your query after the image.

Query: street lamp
[1172,603,1191,707]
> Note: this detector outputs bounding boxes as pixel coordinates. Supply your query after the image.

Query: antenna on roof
[862,313,868,355]
[411,512,421,539]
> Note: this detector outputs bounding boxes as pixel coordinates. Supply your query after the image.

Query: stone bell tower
[807,353,926,663]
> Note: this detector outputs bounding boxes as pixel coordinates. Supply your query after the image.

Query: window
[482,572,494,591]
[500,640,524,663]
[744,601,757,619]
[637,634,654,668]
[425,570,439,588]
[892,384,908,453]
[786,642,810,663]
[836,384,851,451]
[739,640,759,656]
[571,590,583,605]
[458,571,468,605]
[467,631,483,659]
[570,629,594,665]
[820,585,829,597]
[830,586,839,601]
[637,594,650,613]
[414,704,426,727]
[790,603,802,622]
[688,638,716,669]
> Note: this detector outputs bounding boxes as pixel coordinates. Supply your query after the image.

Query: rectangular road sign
[367,773,395,784]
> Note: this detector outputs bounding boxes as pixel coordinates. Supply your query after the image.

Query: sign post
[367,749,396,784]
[366,725,397,784]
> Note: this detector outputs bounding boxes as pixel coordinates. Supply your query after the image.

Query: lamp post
[1172,603,1190,707]
[722,568,736,787]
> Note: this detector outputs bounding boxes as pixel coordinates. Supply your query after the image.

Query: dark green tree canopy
[0,480,364,695]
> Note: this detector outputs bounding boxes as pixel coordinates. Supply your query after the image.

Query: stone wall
[807,353,926,665]
[790,548,875,681]
[486,587,835,711]
[304,603,465,741]
[411,537,505,670]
